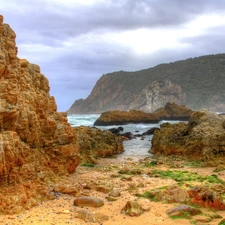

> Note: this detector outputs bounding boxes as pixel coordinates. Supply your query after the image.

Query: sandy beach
[1,156,225,225]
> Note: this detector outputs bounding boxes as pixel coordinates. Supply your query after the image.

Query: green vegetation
[145,160,158,167]
[169,211,191,220]
[80,162,95,167]
[149,169,225,184]
[136,191,157,201]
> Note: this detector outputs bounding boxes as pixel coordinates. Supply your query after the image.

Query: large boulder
[150,109,225,162]
[94,102,192,126]
[0,15,80,214]
[73,126,124,164]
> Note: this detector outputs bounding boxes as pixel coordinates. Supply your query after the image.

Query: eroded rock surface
[151,110,225,162]
[0,15,80,214]
[73,126,124,164]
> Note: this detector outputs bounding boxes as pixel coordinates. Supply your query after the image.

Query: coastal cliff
[68,54,225,114]
[0,15,81,214]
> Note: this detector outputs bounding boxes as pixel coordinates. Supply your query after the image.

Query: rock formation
[130,80,186,112]
[150,109,225,163]
[0,15,81,214]
[94,102,192,126]
[73,126,124,164]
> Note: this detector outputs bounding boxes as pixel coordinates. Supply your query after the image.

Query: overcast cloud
[1,0,225,111]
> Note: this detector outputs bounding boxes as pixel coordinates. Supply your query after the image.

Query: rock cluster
[0,15,81,214]
[94,102,192,126]
[151,109,225,162]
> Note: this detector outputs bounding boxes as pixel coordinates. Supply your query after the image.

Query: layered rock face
[130,80,186,112]
[0,16,80,214]
[151,110,225,163]
[68,78,186,114]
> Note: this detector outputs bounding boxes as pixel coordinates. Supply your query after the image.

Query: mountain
[68,54,225,114]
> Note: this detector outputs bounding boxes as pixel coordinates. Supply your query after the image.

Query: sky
[1,0,225,111]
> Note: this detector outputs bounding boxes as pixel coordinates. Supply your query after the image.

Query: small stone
[74,209,109,222]
[121,201,143,217]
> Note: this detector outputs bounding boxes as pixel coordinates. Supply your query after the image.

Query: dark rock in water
[121,132,135,140]
[108,126,124,134]
[142,127,159,135]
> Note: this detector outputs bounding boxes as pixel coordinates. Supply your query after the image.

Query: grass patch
[145,160,158,167]
[149,169,225,184]
[136,191,158,201]
[169,211,191,220]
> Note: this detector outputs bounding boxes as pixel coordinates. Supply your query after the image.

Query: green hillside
[107,54,225,109]
[68,53,225,114]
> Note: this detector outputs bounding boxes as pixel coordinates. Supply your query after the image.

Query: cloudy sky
[1,0,225,111]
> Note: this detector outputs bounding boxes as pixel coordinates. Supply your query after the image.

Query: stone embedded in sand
[74,209,109,222]
[74,196,104,207]
[108,189,121,197]
[121,200,144,217]
[166,205,202,217]
[84,182,112,193]
[136,199,151,212]
[53,185,79,196]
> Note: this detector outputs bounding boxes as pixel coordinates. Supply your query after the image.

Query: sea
[67,114,181,160]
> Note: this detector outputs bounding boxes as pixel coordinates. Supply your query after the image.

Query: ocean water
[67,114,181,160]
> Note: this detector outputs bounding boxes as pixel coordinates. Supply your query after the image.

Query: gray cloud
[1,0,225,111]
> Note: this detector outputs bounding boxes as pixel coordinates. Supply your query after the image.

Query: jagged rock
[0,15,80,214]
[151,110,225,161]
[121,200,144,217]
[74,196,104,207]
[166,205,202,217]
[73,126,124,164]
[94,102,192,126]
